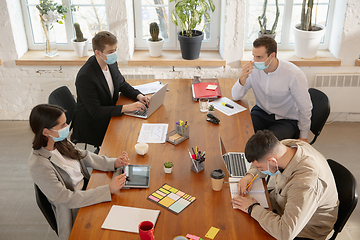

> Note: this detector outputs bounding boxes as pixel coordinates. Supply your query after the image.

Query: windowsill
[128,50,226,67]
[241,50,341,67]
[355,59,360,66]
[15,51,91,66]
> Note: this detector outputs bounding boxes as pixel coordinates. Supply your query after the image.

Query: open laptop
[124,83,168,119]
[219,133,251,177]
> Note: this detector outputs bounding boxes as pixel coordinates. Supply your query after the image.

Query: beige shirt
[247,139,338,240]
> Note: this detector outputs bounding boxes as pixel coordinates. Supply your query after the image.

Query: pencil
[246,174,258,189]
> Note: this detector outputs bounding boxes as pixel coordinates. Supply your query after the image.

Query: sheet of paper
[229,177,269,208]
[137,123,168,143]
[205,226,220,239]
[211,97,247,116]
[133,81,166,95]
[101,205,160,233]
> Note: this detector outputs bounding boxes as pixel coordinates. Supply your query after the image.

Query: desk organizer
[190,158,205,173]
[166,125,189,145]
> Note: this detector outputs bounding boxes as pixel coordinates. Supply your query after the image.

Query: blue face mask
[254,56,272,70]
[260,159,280,176]
[102,51,117,65]
[50,125,69,142]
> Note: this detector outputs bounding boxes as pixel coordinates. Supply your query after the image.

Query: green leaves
[171,0,215,37]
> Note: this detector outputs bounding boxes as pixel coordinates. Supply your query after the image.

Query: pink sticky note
[186,234,200,240]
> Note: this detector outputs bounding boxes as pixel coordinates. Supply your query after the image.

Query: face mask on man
[101,51,118,65]
[253,56,272,70]
[50,125,70,142]
[260,158,280,176]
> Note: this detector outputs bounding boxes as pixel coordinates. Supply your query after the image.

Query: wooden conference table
[69,78,274,240]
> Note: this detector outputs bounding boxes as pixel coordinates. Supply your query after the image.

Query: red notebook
[193,82,221,99]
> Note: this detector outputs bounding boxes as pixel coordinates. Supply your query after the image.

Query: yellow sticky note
[158,197,175,207]
[205,227,220,239]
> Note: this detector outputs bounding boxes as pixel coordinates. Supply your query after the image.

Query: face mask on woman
[50,125,70,142]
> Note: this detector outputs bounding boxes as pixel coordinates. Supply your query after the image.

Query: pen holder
[190,158,205,173]
[166,125,189,145]
[176,125,189,138]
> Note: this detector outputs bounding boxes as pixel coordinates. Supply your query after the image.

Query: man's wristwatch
[247,202,260,216]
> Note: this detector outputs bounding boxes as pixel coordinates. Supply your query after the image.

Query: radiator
[123,74,155,79]
[315,74,360,113]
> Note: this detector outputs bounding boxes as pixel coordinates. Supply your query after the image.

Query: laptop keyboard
[223,153,247,177]
[133,107,148,116]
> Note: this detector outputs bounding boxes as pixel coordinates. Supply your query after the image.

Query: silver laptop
[219,133,251,177]
[124,83,168,119]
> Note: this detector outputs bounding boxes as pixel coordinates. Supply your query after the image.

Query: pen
[224,181,239,184]
[188,149,198,172]
[246,174,258,189]
[222,102,234,109]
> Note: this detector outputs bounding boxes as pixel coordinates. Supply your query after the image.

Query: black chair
[34,184,58,235]
[48,86,77,125]
[327,159,358,240]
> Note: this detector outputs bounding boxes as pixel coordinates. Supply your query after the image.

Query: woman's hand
[137,94,151,107]
[114,151,129,168]
[109,173,127,194]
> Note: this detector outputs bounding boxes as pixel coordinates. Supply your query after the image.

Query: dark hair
[245,130,279,163]
[29,104,82,160]
[253,36,277,56]
[92,31,117,52]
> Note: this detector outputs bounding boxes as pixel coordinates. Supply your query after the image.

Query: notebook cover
[193,82,221,99]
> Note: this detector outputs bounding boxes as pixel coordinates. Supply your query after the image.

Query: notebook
[191,78,222,101]
[219,133,251,177]
[124,83,168,119]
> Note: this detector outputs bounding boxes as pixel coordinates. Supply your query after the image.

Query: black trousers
[251,105,299,140]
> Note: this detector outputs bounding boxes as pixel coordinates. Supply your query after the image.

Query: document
[137,123,168,143]
[101,205,160,233]
[211,97,247,116]
[133,81,166,95]
[229,177,269,208]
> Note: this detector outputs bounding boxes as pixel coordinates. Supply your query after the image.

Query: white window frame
[134,0,221,50]
[244,0,335,50]
[20,0,108,50]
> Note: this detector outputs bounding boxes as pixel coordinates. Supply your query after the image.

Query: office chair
[327,159,358,240]
[48,86,77,125]
[34,184,58,235]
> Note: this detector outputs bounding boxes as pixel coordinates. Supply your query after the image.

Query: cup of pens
[188,148,205,173]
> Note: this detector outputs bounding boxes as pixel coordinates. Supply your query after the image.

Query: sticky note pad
[158,197,175,207]
[206,84,217,90]
[186,234,200,240]
[205,227,220,239]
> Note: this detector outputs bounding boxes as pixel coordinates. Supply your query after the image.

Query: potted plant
[71,22,89,57]
[147,22,164,57]
[293,0,325,58]
[164,162,174,174]
[257,0,280,39]
[170,0,215,60]
[208,104,215,114]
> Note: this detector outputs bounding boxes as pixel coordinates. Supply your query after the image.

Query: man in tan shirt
[232,130,338,240]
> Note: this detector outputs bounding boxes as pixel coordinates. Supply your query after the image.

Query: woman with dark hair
[29,104,129,240]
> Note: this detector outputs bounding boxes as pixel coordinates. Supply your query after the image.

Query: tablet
[113,165,150,189]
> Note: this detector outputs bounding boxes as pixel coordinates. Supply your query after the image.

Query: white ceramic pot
[71,38,89,57]
[147,38,164,57]
[293,24,325,59]
[164,167,172,174]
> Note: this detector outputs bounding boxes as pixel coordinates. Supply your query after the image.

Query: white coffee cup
[135,142,149,155]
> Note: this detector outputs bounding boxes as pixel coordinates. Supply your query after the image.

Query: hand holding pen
[238,174,258,196]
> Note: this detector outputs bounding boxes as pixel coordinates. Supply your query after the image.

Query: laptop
[112,165,151,189]
[219,133,251,177]
[124,83,168,119]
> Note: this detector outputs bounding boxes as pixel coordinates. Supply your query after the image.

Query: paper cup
[210,169,225,191]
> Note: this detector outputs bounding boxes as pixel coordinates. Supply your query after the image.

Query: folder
[191,78,222,101]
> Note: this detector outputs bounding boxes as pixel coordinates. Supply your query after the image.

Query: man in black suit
[71,31,150,147]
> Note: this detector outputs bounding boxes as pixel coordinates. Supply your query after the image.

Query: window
[245,0,335,50]
[133,0,221,50]
[21,0,108,50]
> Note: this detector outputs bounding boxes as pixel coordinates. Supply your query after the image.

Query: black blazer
[71,55,141,146]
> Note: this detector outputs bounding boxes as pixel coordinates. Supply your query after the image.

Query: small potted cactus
[164,161,173,174]
[71,22,89,57]
[147,22,164,57]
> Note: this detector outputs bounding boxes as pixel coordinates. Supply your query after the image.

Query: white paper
[211,97,247,116]
[137,123,168,143]
[133,81,166,95]
[101,205,160,233]
[229,177,269,208]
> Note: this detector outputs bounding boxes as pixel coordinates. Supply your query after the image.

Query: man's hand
[114,151,129,168]
[137,94,151,107]
[239,62,254,85]
[121,101,146,113]
[238,174,254,196]
[109,173,127,194]
[232,195,258,213]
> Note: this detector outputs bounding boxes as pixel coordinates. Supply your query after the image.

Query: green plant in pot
[293,0,325,58]
[164,161,174,173]
[147,22,164,57]
[258,0,280,39]
[170,0,215,60]
[71,22,89,57]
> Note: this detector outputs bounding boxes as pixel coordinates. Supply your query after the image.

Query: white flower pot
[293,24,325,59]
[164,167,172,174]
[71,38,89,57]
[147,38,164,57]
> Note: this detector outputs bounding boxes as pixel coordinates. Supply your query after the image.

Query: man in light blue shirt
[232,36,312,141]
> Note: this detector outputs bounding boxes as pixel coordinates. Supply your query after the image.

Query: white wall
[0,0,359,121]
